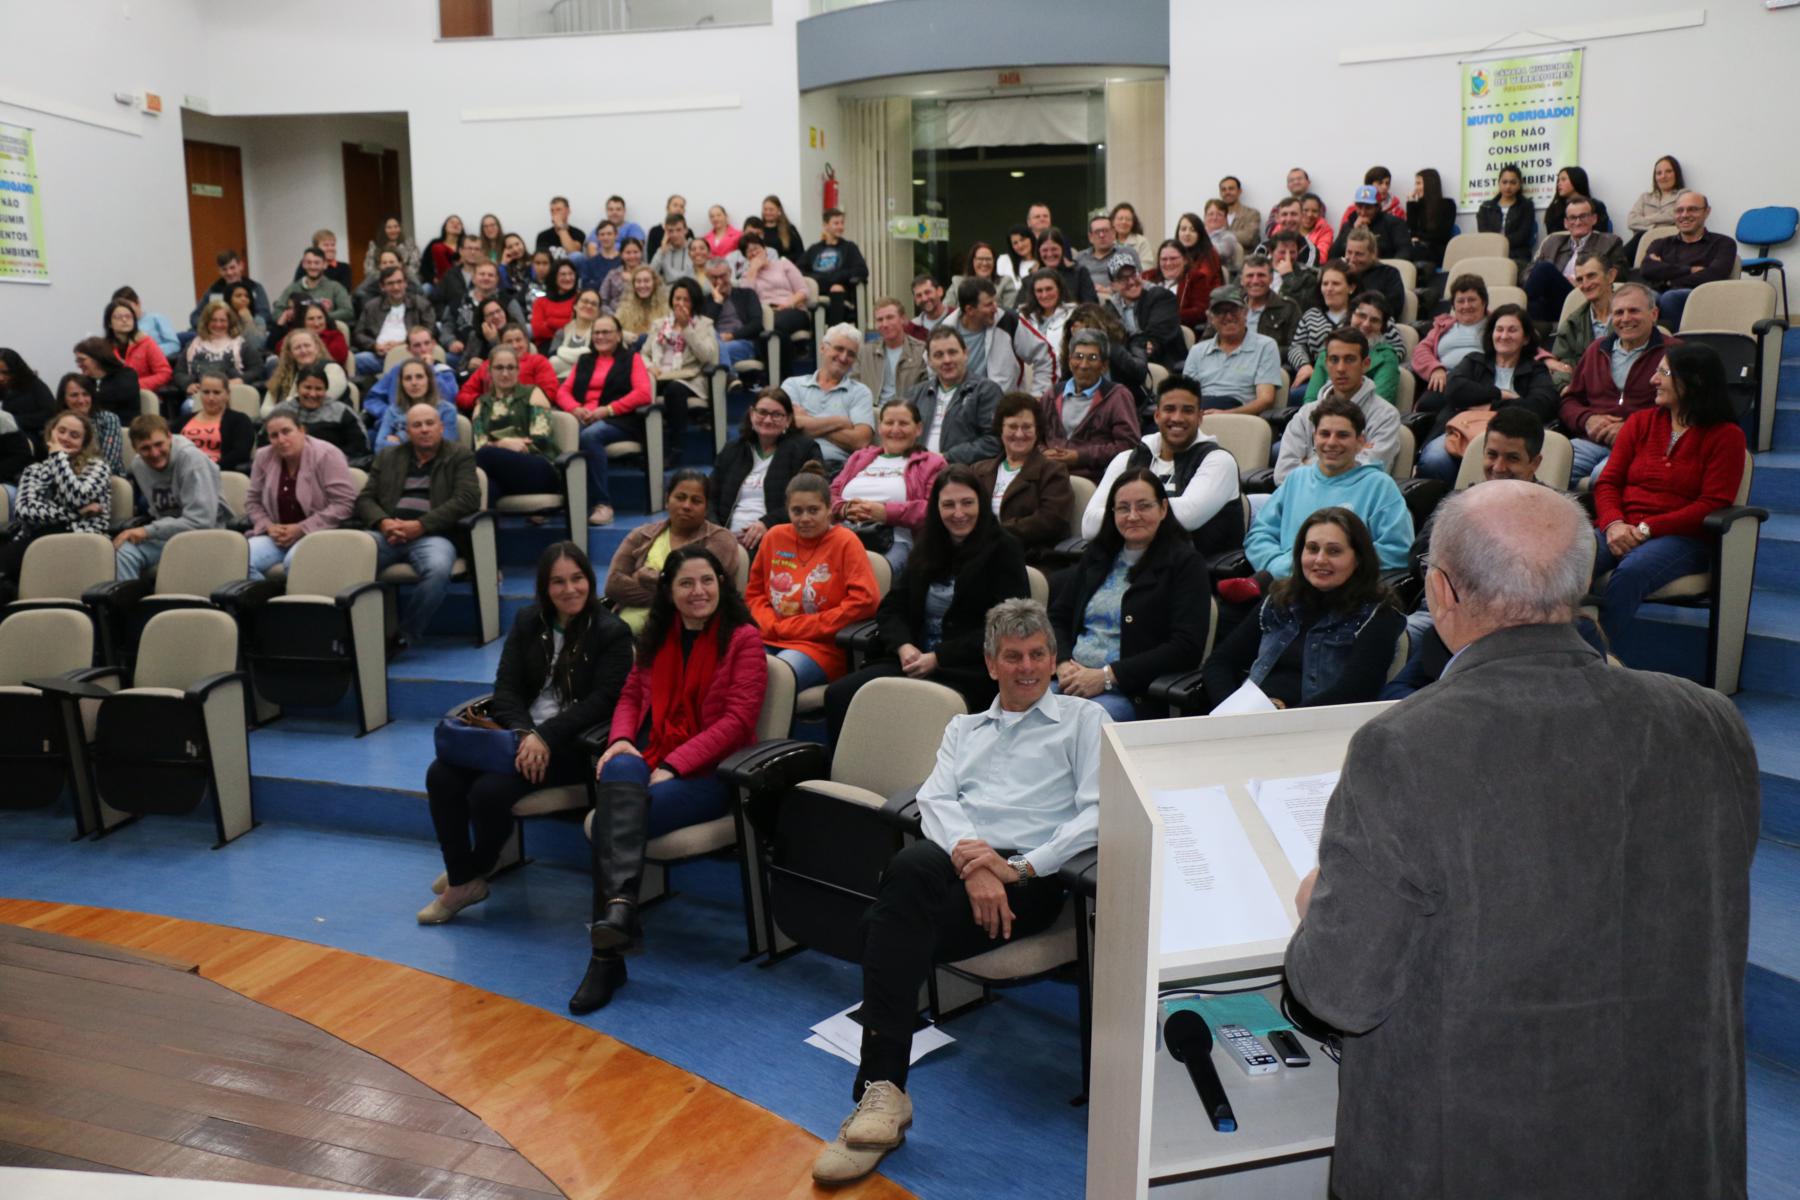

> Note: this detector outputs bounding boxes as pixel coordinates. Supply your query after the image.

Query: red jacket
[607,622,767,778]
[531,294,576,348]
[554,352,653,417]
[1559,330,1674,439]
[457,352,560,412]
[1593,406,1746,540]
[123,337,171,391]
[318,327,350,368]
[1173,261,1219,327]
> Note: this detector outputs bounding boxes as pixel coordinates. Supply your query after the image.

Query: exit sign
[997,71,1022,86]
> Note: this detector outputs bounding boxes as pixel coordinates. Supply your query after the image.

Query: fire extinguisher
[822,163,839,212]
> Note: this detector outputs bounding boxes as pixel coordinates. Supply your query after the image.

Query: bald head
[1428,482,1592,646]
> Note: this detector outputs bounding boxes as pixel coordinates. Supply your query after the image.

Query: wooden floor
[0,901,914,1200]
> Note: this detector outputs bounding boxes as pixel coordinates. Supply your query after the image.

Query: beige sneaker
[842,1079,912,1150]
[588,503,615,526]
[417,878,489,924]
[811,1116,896,1187]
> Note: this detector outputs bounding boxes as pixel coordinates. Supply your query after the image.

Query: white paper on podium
[1154,786,1293,956]
[1249,771,1340,878]
[1209,678,1280,716]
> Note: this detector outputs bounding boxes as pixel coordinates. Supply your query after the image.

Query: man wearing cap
[1332,185,1412,262]
[1254,198,1322,269]
[1075,213,1141,298]
[1180,285,1284,415]
[1106,260,1184,373]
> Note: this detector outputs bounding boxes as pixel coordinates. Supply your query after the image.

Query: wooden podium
[1084,703,1393,1198]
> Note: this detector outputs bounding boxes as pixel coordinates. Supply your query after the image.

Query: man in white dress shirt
[813,598,1107,1185]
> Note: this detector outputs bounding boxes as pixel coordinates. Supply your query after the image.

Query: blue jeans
[115,538,164,581]
[1656,287,1693,330]
[1051,677,1137,722]
[577,416,629,506]
[882,537,911,578]
[718,338,755,370]
[353,350,384,376]
[1416,433,1460,483]
[771,647,829,691]
[598,753,732,839]
[1589,528,1710,650]
[369,532,458,643]
[248,535,299,581]
[1570,437,1611,485]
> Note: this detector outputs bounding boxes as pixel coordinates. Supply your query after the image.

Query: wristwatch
[1636,522,1651,538]
[1102,665,1116,692]
[1007,854,1034,883]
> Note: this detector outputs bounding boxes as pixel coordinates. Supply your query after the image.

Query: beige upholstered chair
[1442,232,1511,274]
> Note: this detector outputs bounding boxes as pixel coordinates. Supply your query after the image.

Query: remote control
[1218,1024,1280,1075]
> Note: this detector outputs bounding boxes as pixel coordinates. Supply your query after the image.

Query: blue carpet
[0,805,1090,1200]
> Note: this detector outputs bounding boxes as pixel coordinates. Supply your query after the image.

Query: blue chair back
[1735,206,1798,252]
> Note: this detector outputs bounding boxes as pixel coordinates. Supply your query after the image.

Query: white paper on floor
[807,1004,955,1066]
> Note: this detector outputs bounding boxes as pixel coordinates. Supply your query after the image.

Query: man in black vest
[1079,376,1243,558]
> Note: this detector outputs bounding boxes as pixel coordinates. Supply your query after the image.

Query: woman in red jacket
[530,259,580,352]
[573,543,768,1013]
[104,299,171,392]
[1590,342,1746,649]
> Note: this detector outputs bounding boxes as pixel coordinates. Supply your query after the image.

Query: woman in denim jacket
[1202,505,1404,710]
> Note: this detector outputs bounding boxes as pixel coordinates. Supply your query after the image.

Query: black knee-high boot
[588,777,650,951]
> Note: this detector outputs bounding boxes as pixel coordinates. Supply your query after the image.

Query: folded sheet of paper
[1209,678,1280,716]
[806,1005,954,1067]
[1249,771,1339,878]
[1154,785,1293,957]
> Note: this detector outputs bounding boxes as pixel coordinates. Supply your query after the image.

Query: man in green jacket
[1543,252,1617,389]
[354,401,480,645]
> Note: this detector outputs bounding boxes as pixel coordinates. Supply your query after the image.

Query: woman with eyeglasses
[708,387,820,554]
[1047,468,1210,721]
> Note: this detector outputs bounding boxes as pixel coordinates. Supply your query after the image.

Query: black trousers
[768,308,813,373]
[856,839,1066,1093]
[653,380,693,465]
[426,748,589,885]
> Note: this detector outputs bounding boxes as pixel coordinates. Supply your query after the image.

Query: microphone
[1164,1009,1236,1132]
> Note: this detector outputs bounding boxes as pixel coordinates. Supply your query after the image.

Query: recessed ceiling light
[1010,171,1026,178]
[912,179,926,186]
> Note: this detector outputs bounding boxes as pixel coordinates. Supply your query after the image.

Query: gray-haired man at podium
[1285,481,1758,1200]
[813,597,1106,1186]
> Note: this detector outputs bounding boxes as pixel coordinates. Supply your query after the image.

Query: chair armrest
[1057,846,1099,896]
[1753,317,1788,337]
[555,450,581,471]
[836,618,881,654]
[1147,669,1206,712]
[718,738,830,795]
[82,579,150,611]
[576,723,614,756]
[186,670,247,703]
[1206,549,1252,581]
[1261,407,1299,439]
[459,509,496,532]
[27,675,118,702]
[1380,568,1422,611]
[876,784,923,834]
[211,578,283,613]
[335,580,384,609]
[1703,505,1769,538]
[1047,536,1089,566]
[1400,410,1437,438]
[1241,466,1276,494]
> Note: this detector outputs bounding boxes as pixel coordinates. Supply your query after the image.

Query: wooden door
[438,0,493,38]
[341,144,404,290]
[184,140,247,299]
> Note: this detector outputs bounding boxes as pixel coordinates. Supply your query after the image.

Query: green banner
[0,122,49,284]
[1459,49,1582,212]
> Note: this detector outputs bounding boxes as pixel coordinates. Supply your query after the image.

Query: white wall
[180,112,413,289]
[1166,3,1800,251]
[195,0,804,260]
[0,0,205,371]
[798,87,847,237]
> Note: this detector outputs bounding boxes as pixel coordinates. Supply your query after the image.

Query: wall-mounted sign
[191,183,224,198]
[888,215,949,242]
[0,123,49,284]
[997,70,1022,86]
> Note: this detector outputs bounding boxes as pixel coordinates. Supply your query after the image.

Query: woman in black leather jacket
[418,541,633,924]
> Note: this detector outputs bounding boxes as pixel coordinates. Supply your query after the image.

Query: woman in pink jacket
[830,397,946,576]
[574,543,768,1014]
[244,408,359,579]
[740,232,813,371]
[554,313,653,527]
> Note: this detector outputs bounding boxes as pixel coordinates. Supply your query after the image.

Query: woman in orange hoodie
[744,466,879,689]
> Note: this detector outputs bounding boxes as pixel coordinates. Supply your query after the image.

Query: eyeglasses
[1112,501,1160,517]
[1655,364,1672,378]
[1419,553,1461,603]
[751,407,788,419]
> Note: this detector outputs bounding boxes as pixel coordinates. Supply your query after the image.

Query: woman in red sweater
[1590,342,1746,649]
[105,299,171,392]
[745,468,880,689]
[531,259,580,352]
[574,543,769,1013]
